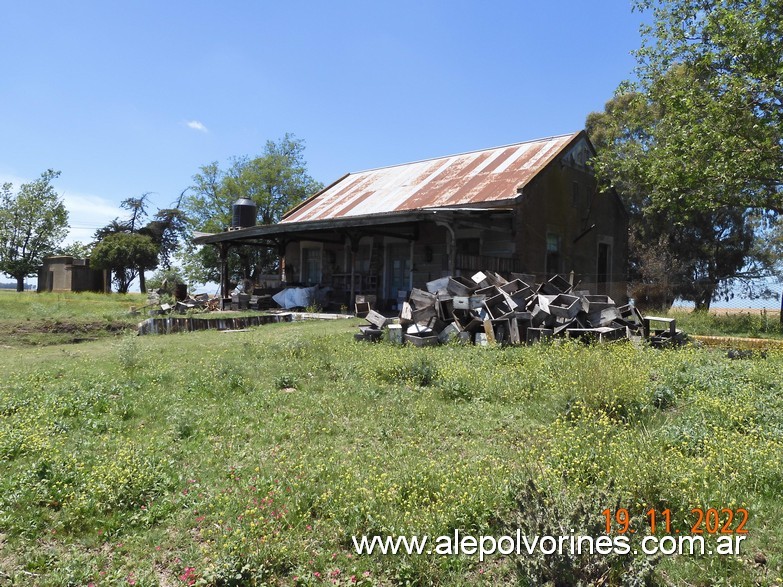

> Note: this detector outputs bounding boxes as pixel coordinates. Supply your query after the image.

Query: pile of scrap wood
[175,293,218,312]
[137,293,222,316]
[353,271,687,347]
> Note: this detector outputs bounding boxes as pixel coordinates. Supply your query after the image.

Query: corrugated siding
[283,133,578,223]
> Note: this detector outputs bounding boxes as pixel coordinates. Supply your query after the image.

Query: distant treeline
[0,282,34,290]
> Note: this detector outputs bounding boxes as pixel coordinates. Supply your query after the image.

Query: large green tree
[594,0,783,216]
[589,0,783,308]
[0,170,69,291]
[587,93,775,309]
[90,232,159,294]
[180,134,322,285]
[92,194,188,293]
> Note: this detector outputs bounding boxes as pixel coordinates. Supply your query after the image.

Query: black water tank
[231,198,257,228]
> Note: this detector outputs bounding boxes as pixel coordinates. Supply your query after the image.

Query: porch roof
[193,206,513,246]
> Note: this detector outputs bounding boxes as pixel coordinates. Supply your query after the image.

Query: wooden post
[277,240,288,286]
[435,220,456,276]
[350,249,356,312]
[348,234,360,312]
[219,243,229,301]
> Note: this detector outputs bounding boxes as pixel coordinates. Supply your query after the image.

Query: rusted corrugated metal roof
[283,132,580,223]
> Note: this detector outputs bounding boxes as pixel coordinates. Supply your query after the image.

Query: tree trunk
[693,288,713,312]
[16,275,24,292]
[117,271,129,294]
[139,269,146,294]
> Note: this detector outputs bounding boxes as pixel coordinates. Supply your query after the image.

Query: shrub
[371,351,439,387]
[649,383,676,410]
[275,374,297,390]
[405,356,439,387]
[115,332,141,371]
[438,379,477,401]
[500,479,658,587]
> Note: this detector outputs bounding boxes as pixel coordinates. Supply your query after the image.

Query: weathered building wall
[71,260,104,292]
[513,138,628,302]
[410,224,448,288]
[276,137,627,306]
[37,256,104,293]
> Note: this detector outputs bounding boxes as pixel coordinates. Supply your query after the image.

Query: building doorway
[301,246,322,285]
[386,243,411,305]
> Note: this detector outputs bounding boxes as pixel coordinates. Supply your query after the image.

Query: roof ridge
[349,131,581,174]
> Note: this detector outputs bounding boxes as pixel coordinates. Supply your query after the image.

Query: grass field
[666,308,782,339]
[0,291,146,347]
[1,292,782,586]
[2,290,780,347]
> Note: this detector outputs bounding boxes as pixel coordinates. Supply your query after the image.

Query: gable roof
[283,131,582,224]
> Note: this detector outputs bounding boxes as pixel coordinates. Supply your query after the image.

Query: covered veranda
[193,207,516,310]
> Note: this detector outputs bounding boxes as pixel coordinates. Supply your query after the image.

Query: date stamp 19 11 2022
[602,507,749,535]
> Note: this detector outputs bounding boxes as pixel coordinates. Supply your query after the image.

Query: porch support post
[348,233,361,312]
[277,239,288,286]
[219,242,230,301]
[436,220,457,275]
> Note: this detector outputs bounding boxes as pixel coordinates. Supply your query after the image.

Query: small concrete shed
[37,256,105,292]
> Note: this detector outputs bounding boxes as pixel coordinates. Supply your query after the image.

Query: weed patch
[0,319,780,585]
[500,480,657,586]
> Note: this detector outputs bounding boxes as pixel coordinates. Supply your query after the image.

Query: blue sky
[1,0,644,246]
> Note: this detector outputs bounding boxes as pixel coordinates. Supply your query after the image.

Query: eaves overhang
[193,205,514,246]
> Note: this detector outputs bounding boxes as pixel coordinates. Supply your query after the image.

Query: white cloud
[0,173,122,246]
[60,190,123,245]
[185,120,208,133]
[0,172,28,187]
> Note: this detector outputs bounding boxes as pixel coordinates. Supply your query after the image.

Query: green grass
[0,315,781,586]
[0,290,147,346]
[0,290,147,321]
[665,308,783,339]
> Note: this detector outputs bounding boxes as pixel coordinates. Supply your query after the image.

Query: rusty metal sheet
[283,133,579,223]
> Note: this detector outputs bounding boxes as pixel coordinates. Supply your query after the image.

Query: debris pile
[136,292,221,316]
[354,271,687,347]
[176,293,221,312]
